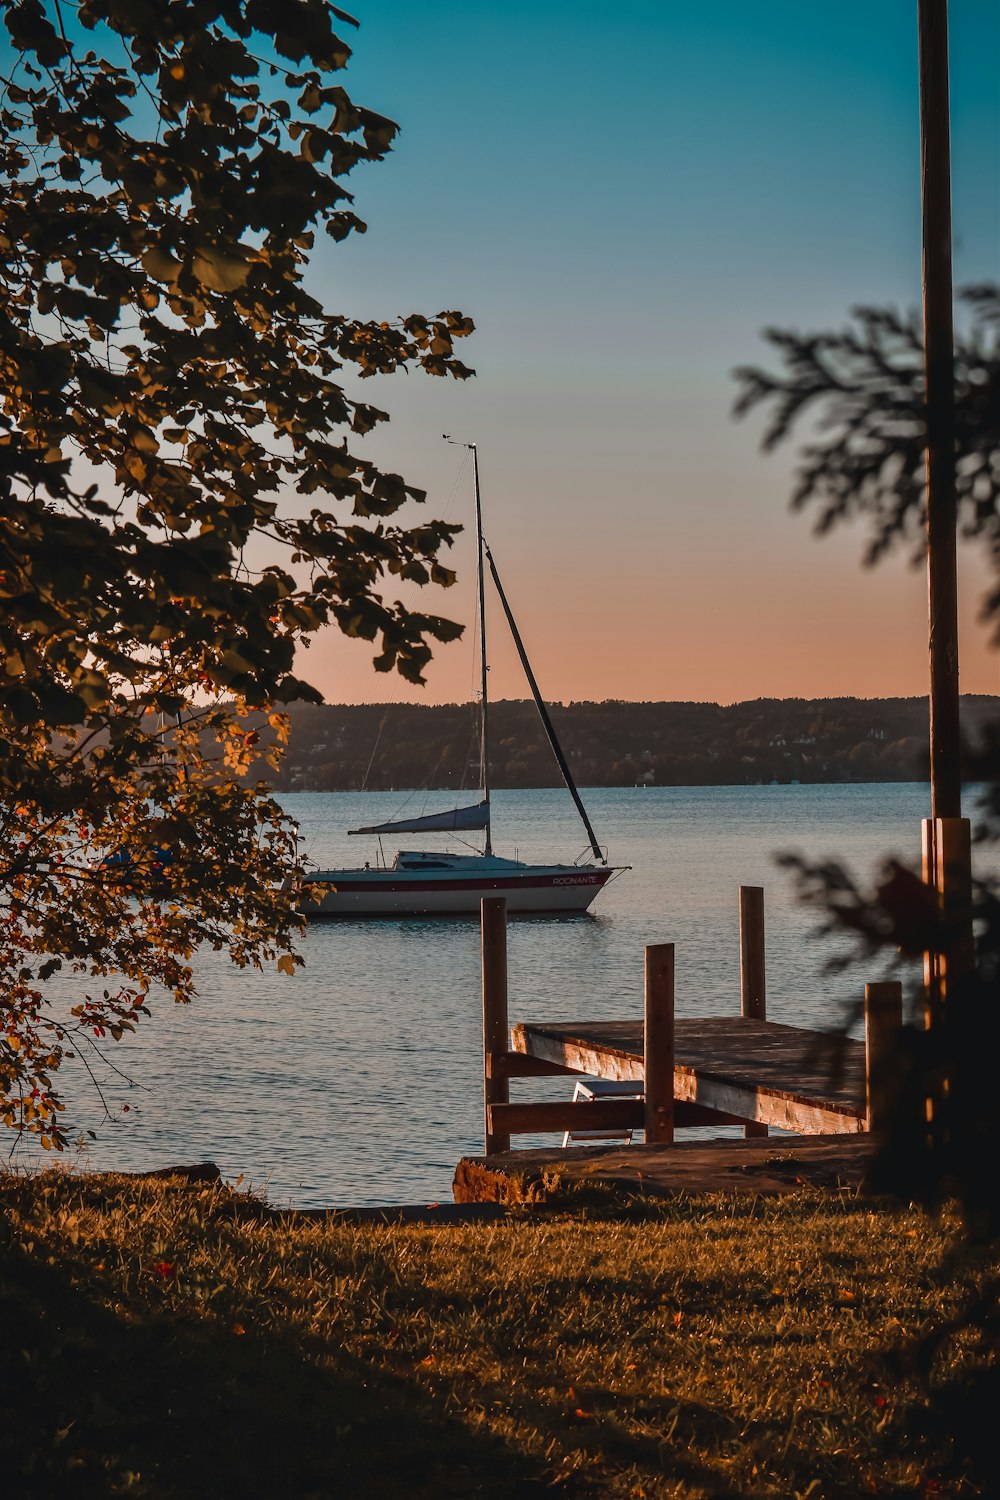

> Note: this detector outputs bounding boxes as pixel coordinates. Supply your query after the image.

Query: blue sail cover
[348,800,490,836]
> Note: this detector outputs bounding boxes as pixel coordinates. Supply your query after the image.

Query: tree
[735,287,1000,1487]
[734,286,1000,573]
[0,0,474,1146]
[734,285,1000,1216]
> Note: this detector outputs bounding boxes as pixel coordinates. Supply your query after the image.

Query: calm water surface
[35,784,933,1206]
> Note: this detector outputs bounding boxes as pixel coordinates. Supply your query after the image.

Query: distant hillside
[266,695,999,791]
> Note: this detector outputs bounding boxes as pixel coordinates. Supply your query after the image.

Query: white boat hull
[303,856,614,917]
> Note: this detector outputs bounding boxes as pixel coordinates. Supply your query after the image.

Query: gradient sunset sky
[27,2,989,706]
[292,0,999,708]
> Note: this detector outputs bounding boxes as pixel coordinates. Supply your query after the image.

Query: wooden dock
[456,888,904,1199]
[511,1016,866,1135]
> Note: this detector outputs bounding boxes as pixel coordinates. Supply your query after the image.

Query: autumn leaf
[141,246,181,284]
[192,247,252,293]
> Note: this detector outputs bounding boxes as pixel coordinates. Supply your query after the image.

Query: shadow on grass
[392,1260,947,1499]
[0,1239,556,1499]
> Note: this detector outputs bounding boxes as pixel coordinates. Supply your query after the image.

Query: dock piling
[865,981,903,1134]
[644,943,675,1144]
[739,885,766,1020]
[739,885,768,1137]
[482,897,510,1156]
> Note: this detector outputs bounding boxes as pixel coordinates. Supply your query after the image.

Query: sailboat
[304,441,628,917]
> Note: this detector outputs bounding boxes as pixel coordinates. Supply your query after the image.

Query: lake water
[33,784,934,1207]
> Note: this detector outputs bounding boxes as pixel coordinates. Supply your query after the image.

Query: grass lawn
[1,1171,994,1498]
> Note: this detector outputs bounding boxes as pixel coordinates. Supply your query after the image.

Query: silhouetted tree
[736,284,1000,1490]
[735,286,1000,575]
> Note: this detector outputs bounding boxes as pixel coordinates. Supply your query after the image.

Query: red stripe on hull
[319,872,611,896]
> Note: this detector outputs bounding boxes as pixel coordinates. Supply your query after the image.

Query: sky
[10,2,997,706]
[286,0,998,708]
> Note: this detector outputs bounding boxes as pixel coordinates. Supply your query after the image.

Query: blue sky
[300,0,998,705]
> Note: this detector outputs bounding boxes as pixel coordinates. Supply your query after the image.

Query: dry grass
[0,1171,994,1498]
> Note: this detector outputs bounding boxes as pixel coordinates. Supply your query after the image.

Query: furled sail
[348,800,490,836]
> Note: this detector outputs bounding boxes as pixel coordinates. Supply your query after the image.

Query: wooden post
[740,885,766,1019]
[482,897,510,1156]
[921,815,973,1026]
[865,981,903,1134]
[644,943,674,1145]
[739,884,768,1137]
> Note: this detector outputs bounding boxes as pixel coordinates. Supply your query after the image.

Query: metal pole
[471,445,492,854]
[445,435,492,855]
[919,0,961,821]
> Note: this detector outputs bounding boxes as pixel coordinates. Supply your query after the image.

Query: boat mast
[446,436,492,855]
[472,444,493,855]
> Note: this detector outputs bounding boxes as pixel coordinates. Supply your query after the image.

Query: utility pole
[919,0,961,822]
[918,0,972,1019]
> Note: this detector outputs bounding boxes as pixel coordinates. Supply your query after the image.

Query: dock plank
[511,1017,866,1135]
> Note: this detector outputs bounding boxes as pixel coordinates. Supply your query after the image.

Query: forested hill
[268,696,998,791]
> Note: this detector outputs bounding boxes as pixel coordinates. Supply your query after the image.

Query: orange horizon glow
[297,482,1000,710]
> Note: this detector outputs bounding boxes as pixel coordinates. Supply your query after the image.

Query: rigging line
[360,700,392,793]
[359,448,471,800]
[419,745,449,818]
[459,703,479,798]
[483,536,605,865]
[440,446,471,522]
[468,579,485,802]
